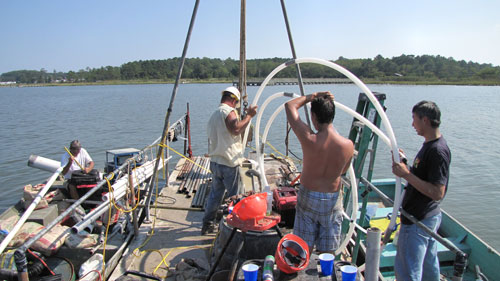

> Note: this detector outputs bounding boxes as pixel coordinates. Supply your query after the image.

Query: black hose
[26,251,46,277]
[0,251,46,280]
[0,269,16,281]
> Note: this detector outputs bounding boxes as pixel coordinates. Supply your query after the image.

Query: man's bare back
[285,91,354,193]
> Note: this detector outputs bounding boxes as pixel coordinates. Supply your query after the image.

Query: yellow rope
[129,244,212,279]
[132,249,169,279]
[208,229,220,258]
[104,158,145,213]
[162,122,170,180]
[266,141,302,164]
[101,195,113,278]
[64,146,85,171]
[105,177,141,213]
[158,143,211,174]
[251,137,302,164]
[130,160,142,210]
[162,143,166,179]
[159,245,211,272]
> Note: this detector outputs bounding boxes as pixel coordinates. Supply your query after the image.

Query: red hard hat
[275,233,310,274]
[231,193,267,221]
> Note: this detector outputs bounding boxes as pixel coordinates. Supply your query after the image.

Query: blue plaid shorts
[293,184,343,253]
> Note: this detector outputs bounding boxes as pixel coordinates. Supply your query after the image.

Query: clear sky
[1,0,499,74]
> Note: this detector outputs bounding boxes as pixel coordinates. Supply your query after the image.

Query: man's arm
[284,93,316,143]
[392,161,446,201]
[225,105,257,135]
[285,92,334,143]
[84,161,95,174]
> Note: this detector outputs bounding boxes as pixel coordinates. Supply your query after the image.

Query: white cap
[222,86,241,101]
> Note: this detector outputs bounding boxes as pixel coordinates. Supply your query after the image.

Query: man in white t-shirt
[201,86,257,235]
[61,140,94,199]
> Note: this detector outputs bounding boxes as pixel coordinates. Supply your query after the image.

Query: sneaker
[201,223,215,235]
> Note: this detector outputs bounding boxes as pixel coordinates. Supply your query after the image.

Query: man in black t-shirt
[392,100,451,281]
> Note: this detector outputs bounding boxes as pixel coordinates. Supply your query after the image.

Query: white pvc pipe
[255,92,289,157]
[101,176,130,202]
[365,227,382,281]
[244,57,402,243]
[242,64,289,148]
[262,102,291,148]
[81,200,109,221]
[0,167,63,255]
[254,92,293,188]
[72,202,110,234]
[27,155,61,173]
[334,102,391,147]
[336,164,358,256]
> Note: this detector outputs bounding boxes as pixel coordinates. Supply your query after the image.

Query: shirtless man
[285,91,354,254]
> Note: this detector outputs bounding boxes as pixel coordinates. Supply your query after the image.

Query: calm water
[1,83,499,252]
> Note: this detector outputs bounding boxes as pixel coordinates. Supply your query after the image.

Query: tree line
[1,54,499,85]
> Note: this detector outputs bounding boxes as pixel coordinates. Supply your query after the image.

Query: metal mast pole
[239,0,247,115]
[144,0,201,221]
[280,0,311,129]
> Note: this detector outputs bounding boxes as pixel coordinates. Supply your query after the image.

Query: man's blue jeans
[395,212,442,281]
[202,161,240,225]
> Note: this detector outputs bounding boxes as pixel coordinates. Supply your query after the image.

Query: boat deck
[110,155,300,280]
[109,157,213,280]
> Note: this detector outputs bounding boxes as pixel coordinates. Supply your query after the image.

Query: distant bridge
[233,77,352,87]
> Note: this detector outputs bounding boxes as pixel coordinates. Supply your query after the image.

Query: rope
[158,143,211,174]
[101,197,113,278]
[78,269,103,281]
[251,135,302,164]
[105,177,140,213]
[159,245,211,272]
[132,249,169,278]
[264,139,302,164]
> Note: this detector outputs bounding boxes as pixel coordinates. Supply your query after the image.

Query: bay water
[0,83,499,252]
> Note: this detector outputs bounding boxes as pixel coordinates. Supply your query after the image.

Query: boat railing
[358,177,468,280]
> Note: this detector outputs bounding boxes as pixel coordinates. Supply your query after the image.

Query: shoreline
[1,78,500,87]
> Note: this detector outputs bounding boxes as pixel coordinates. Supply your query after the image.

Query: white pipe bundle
[102,158,165,202]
